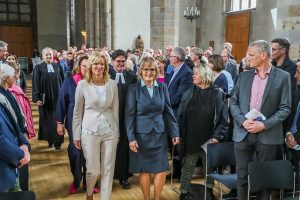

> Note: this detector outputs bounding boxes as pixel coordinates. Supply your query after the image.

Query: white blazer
[72,79,119,140]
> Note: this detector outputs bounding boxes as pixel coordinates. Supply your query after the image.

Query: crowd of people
[0,37,300,200]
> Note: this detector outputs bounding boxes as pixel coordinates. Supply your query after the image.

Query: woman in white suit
[72,52,119,200]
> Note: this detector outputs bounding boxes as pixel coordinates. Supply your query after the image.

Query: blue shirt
[290,102,300,150]
[141,80,158,98]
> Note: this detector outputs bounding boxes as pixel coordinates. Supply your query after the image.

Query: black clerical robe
[32,62,64,146]
[109,65,137,180]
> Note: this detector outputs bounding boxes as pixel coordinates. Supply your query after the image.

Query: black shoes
[119,180,131,189]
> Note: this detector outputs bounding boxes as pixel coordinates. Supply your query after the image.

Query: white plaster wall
[112,0,150,50]
[178,1,197,47]
[36,0,68,50]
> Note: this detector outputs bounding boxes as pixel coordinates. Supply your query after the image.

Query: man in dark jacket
[271,38,298,137]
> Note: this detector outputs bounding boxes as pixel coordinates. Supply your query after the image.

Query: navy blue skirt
[129,131,168,173]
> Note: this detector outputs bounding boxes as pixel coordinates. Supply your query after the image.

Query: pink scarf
[73,74,83,85]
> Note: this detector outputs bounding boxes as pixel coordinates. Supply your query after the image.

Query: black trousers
[19,164,29,191]
[68,142,86,188]
[234,134,277,200]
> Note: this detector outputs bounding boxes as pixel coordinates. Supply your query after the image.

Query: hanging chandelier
[184,6,200,22]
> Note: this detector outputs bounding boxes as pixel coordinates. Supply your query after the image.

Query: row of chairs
[204,142,296,200]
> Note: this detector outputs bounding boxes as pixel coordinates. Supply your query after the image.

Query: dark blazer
[272,56,298,133]
[55,77,76,137]
[165,63,193,115]
[126,81,179,142]
[230,66,291,145]
[225,59,238,83]
[0,104,29,191]
[177,85,229,143]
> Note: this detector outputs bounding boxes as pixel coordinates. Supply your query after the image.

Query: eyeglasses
[169,55,178,58]
[115,60,126,64]
[272,48,282,52]
[143,68,156,73]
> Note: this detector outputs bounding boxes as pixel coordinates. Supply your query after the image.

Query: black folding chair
[0,191,36,200]
[205,142,237,199]
[248,160,295,200]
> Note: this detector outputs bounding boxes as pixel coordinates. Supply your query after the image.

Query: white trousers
[81,132,119,200]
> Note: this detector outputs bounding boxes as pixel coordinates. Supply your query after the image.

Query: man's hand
[19,145,30,167]
[243,119,265,134]
[286,133,298,148]
[129,140,139,153]
[37,101,43,106]
[211,138,219,144]
[57,123,65,136]
[73,140,81,149]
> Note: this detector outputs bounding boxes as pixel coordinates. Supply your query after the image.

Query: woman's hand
[57,123,65,136]
[129,140,139,153]
[73,140,81,149]
[172,137,180,145]
[37,101,43,106]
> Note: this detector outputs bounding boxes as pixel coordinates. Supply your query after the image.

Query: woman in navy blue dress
[56,55,99,194]
[126,56,180,200]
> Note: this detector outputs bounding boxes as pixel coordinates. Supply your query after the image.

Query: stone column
[163,0,180,47]
[86,0,95,47]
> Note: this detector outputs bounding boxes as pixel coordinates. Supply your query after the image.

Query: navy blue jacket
[126,81,179,142]
[55,77,76,140]
[165,64,193,116]
[0,103,30,191]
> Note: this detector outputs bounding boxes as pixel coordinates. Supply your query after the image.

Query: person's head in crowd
[208,54,224,73]
[190,48,203,64]
[139,52,152,64]
[271,38,291,63]
[132,49,141,59]
[129,54,138,66]
[125,59,134,72]
[137,56,159,81]
[0,63,16,88]
[88,48,94,55]
[154,49,162,58]
[85,52,109,84]
[5,53,17,63]
[208,46,214,53]
[247,40,272,69]
[193,63,213,87]
[6,61,20,81]
[146,48,154,57]
[126,49,132,58]
[67,52,74,61]
[204,49,212,58]
[102,50,111,64]
[72,55,88,77]
[0,40,8,61]
[240,57,252,72]
[295,63,300,86]
[42,47,53,64]
[112,49,127,72]
[221,49,231,63]
[155,55,167,73]
[185,46,191,57]
[170,47,186,67]
[165,45,173,58]
[223,42,232,52]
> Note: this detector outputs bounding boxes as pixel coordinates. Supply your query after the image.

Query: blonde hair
[193,63,213,86]
[125,59,134,71]
[85,52,109,83]
[137,56,159,80]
